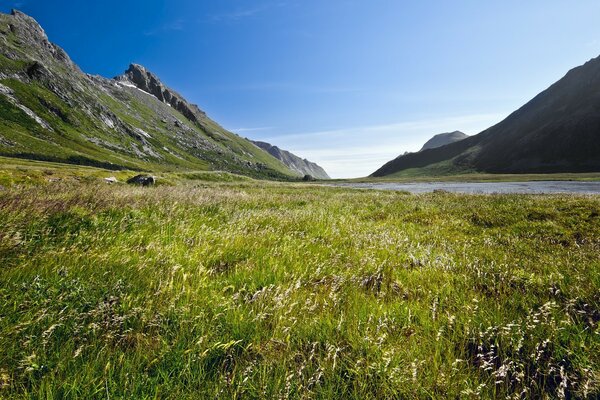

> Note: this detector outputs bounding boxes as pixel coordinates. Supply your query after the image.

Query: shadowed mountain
[251,140,330,179]
[0,10,296,179]
[372,55,600,177]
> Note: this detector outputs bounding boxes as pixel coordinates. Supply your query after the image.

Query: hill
[372,55,600,177]
[0,10,296,179]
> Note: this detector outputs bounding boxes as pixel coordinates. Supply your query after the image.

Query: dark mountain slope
[251,140,330,179]
[0,10,296,178]
[372,55,600,177]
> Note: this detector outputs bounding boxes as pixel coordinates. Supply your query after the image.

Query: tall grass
[0,182,598,398]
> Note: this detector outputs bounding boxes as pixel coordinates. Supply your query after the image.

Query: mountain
[0,10,296,179]
[419,131,468,151]
[251,140,330,179]
[372,55,600,177]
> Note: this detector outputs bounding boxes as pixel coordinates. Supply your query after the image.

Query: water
[333,181,600,194]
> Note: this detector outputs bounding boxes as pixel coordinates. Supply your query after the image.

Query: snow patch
[117,80,158,99]
[118,81,137,89]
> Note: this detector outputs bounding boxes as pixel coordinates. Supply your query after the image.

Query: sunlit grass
[0,181,598,398]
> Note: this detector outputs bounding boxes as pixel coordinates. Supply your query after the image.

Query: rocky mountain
[0,10,296,179]
[372,55,600,177]
[419,131,468,151]
[251,140,330,179]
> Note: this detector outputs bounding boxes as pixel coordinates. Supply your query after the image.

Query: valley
[0,6,599,400]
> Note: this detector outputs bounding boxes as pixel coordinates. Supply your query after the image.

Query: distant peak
[431,130,466,138]
[250,140,330,179]
[419,131,469,152]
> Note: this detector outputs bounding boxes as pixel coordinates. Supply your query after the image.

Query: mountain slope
[420,131,468,151]
[0,10,296,179]
[372,55,600,177]
[251,140,330,179]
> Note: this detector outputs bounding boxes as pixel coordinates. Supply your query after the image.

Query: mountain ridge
[0,10,298,179]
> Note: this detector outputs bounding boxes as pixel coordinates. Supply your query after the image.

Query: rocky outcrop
[251,140,330,179]
[6,10,78,71]
[115,64,206,125]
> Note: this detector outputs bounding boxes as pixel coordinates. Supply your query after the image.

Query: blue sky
[4,1,600,177]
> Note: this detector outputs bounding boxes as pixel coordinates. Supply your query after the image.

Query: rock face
[0,10,296,180]
[251,140,330,179]
[372,55,600,176]
[419,131,468,151]
[115,64,206,125]
[5,10,78,71]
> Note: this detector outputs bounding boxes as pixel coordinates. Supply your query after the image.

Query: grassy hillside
[0,11,296,180]
[0,177,598,398]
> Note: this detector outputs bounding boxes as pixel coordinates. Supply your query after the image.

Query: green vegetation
[0,55,30,73]
[369,157,476,179]
[0,157,260,187]
[0,75,294,178]
[0,173,598,399]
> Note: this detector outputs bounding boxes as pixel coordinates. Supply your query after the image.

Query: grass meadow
[0,179,598,398]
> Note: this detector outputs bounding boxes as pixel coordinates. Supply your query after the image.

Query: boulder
[126,174,155,186]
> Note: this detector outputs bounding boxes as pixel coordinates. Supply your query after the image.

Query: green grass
[0,176,598,399]
[0,55,30,73]
[0,157,285,187]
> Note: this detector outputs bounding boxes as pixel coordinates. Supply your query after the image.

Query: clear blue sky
[4,1,600,177]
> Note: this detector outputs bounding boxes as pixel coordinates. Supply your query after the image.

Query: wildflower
[411,360,418,383]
